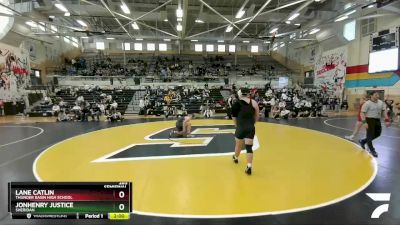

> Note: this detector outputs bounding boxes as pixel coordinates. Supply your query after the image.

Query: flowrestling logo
[366,193,391,219]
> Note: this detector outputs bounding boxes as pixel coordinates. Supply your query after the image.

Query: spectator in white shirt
[52,104,60,116]
[278,101,286,109]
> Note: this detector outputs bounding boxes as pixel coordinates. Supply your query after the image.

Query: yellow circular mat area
[34,120,376,217]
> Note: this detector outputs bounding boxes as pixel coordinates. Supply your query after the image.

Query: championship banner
[314,46,347,98]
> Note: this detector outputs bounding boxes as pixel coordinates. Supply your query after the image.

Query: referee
[232,88,260,175]
[359,91,390,157]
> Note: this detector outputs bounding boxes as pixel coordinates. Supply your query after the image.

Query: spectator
[272,105,280,119]
[52,104,60,116]
[280,108,290,120]
[0,99,3,116]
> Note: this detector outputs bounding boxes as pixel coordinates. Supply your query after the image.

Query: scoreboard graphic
[8,182,132,220]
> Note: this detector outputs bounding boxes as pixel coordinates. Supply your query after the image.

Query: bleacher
[27,93,53,117]
[73,89,135,114]
[29,104,53,117]
[28,89,135,117]
[142,87,225,115]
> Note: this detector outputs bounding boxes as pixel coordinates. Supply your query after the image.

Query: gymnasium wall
[344,14,400,110]
[276,10,400,110]
[0,16,82,84]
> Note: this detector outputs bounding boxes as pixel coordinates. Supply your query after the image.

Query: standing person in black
[231,88,260,175]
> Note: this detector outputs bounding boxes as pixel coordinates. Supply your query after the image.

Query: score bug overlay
[8,182,132,220]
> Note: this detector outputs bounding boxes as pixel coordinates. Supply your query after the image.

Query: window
[229,45,236,53]
[64,37,70,43]
[159,43,167,51]
[343,20,356,41]
[123,43,130,50]
[134,43,142,51]
[72,37,78,43]
[361,13,376,37]
[195,44,203,52]
[344,3,352,9]
[217,45,225,52]
[96,42,105,50]
[251,45,259,53]
[0,3,13,40]
[206,44,214,52]
[147,43,155,51]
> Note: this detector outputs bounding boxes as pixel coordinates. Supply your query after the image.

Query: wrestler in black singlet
[232,98,256,139]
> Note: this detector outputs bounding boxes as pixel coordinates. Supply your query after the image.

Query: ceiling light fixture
[164,19,168,22]
[176,8,183,18]
[195,19,204,23]
[295,23,301,26]
[120,1,130,14]
[288,12,300,21]
[309,28,320,35]
[346,9,356,16]
[217,40,224,43]
[132,22,139,30]
[54,3,68,12]
[81,36,89,39]
[136,38,143,41]
[335,15,348,22]
[38,22,45,31]
[285,21,291,24]
[106,37,115,40]
[235,0,249,19]
[235,10,245,19]
[177,18,182,22]
[164,39,171,41]
[50,25,57,33]
[191,40,198,42]
[76,20,87,27]
[25,21,37,28]
[177,23,182,31]
[243,40,250,43]
[269,27,278,33]
[64,12,70,16]
[225,25,233,32]
[367,4,375,8]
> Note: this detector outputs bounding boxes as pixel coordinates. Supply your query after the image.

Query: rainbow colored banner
[345,65,400,88]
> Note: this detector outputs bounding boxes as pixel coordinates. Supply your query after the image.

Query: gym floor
[0,116,399,225]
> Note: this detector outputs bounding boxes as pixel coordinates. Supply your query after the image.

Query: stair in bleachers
[125,90,147,114]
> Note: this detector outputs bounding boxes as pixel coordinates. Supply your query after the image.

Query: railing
[50,73,294,89]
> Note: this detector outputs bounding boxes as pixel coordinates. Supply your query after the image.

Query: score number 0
[118,191,126,211]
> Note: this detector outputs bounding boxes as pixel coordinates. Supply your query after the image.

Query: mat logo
[366,193,391,219]
[92,125,259,162]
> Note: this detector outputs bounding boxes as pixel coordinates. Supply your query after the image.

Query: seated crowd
[139,84,223,118]
[226,84,342,120]
[42,87,126,122]
[65,55,268,79]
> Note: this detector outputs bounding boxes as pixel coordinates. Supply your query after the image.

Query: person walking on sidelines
[345,96,366,141]
[359,91,391,157]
